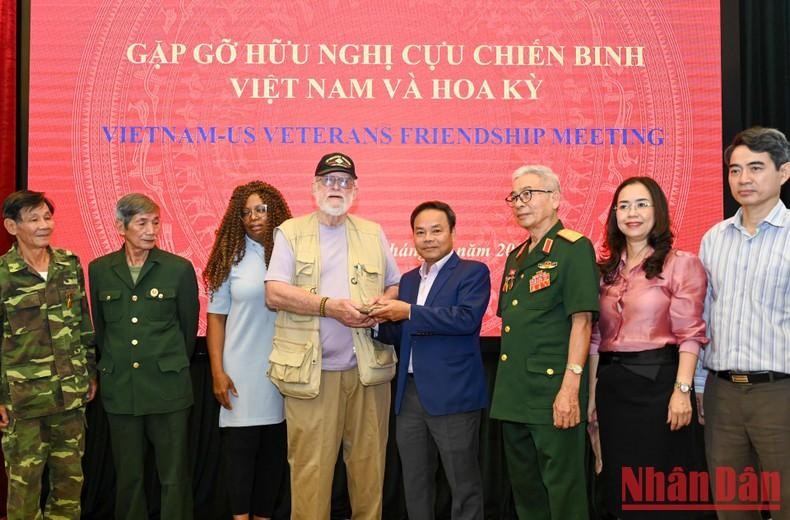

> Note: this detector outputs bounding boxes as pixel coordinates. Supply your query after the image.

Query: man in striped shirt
[699,126,789,519]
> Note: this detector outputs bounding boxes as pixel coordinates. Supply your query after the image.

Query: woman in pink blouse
[589,177,709,519]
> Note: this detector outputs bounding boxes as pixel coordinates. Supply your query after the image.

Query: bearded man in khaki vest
[265,152,401,519]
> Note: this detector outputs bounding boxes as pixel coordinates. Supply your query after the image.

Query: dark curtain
[78,340,519,520]
[2,1,789,519]
[722,0,790,216]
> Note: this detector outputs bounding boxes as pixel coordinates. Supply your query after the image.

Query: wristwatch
[674,381,692,393]
[566,363,583,375]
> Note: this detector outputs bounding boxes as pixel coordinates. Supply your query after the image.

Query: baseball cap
[315,152,356,179]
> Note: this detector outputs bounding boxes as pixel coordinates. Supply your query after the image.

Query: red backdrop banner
[27,1,722,334]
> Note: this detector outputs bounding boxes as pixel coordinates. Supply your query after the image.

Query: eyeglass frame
[613,200,654,213]
[240,204,268,221]
[505,188,554,206]
[315,175,356,190]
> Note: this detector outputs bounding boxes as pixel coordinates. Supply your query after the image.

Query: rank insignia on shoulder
[557,229,584,243]
[541,238,554,254]
[529,270,551,293]
[537,261,558,269]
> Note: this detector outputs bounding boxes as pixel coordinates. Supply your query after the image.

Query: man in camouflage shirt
[0,190,97,520]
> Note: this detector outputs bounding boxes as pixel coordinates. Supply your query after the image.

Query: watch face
[679,383,691,393]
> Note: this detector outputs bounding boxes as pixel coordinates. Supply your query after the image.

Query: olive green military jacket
[490,220,599,425]
[89,247,198,416]
[0,245,95,419]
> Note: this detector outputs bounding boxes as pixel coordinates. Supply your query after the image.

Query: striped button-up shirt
[699,200,789,373]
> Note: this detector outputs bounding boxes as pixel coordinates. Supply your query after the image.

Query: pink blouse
[591,249,708,356]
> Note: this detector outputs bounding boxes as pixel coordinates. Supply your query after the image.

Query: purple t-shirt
[265,220,400,370]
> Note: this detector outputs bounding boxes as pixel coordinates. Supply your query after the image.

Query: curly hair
[598,176,673,284]
[203,181,292,295]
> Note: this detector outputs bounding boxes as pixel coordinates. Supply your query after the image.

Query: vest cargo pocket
[268,337,315,384]
[371,339,397,368]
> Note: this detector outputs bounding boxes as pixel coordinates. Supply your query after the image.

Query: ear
[551,191,561,210]
[114,219,125,236]
[779,162,790,185]
[3,218,18,237]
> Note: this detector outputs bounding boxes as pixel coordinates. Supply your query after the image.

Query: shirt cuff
[678,340,701,357]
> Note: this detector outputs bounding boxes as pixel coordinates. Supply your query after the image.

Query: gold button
[520,274,525,279]
[500,354,508,362]
[512,299,518,306]
[158,294,163,299]
[131,317,138,324]
[131,295,138,302]
[132,362,140,369]
[131,339,138,346]
[105,295,111,301]
[504,325,511,333]
[546,368,554,375]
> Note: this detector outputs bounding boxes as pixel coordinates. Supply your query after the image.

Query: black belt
[714,370,789,385]
[598,345,678,366]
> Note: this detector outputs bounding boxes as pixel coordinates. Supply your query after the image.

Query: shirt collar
[245,234,264,252]
[731,199,788,232]
[419,250,454,279]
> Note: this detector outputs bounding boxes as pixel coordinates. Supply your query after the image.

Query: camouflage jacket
[0,245,96,419]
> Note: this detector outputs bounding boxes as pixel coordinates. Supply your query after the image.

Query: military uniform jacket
[89,247,199,416]
[490,220,599,424]
[0,245,95,419]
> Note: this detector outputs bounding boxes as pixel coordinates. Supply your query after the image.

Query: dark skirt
[596,352,710,520]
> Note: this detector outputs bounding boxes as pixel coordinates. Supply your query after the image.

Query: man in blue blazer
[371,201,490,520]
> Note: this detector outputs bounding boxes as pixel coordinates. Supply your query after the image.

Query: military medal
[502,269,516,292]
[537,261,558,269]
[529,271,551,293]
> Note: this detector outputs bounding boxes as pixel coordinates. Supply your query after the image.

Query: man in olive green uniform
[490,165,599,520]
[0,190,96,520]
[89,193,198,520]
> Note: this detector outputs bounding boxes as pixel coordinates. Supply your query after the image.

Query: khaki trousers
[285,367,390,520]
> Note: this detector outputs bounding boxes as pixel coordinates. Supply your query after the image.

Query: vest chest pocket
[294,258,316,292]
[352,263,383,301]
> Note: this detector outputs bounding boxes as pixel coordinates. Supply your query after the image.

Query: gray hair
[116,193,160,228]
[512,165,562,193]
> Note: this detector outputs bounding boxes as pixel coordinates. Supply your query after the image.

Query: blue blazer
[382,252,490,416]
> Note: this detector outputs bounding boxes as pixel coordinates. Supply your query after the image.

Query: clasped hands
[324,296,409,328]
[365,297,410,322]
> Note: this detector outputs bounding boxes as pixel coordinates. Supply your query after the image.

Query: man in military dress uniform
[0,190,96,520]
[490,165,599,519]
[89,193,199,520]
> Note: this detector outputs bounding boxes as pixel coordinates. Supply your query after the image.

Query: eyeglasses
[614,201,654,212]
[316,175,355,190]
[505,188,554,206]
[240,204,268,221]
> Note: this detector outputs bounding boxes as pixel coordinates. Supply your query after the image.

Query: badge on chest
[529,270,551,293]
